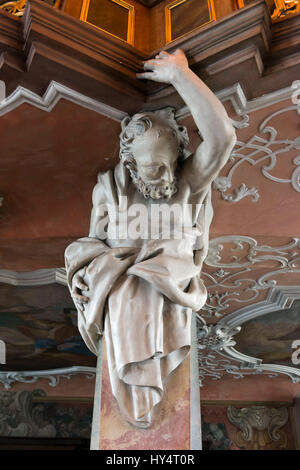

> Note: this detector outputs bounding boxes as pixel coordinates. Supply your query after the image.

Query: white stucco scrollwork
[201,236,300,318]
[213,100,300,202]
[0,367,96,390]
[196,286,300,386]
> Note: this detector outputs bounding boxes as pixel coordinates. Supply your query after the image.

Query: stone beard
[129,168,178,200]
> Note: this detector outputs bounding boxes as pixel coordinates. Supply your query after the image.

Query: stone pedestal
[90,313,202,450]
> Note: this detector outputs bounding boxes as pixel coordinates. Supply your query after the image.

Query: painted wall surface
[0,388,93,439]
[0,283,96,371]
[234,300,300,366]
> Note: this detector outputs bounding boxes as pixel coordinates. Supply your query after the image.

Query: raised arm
[137,49,236,190]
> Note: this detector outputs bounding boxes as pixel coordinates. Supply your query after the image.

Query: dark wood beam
[0,1,299,110]
[133,0,163,6]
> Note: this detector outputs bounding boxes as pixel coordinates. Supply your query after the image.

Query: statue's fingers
[72,292,89,303]
[75,279,89,291]
[136,72,157,80]
[142,60,159,70]
[158,50,169,58]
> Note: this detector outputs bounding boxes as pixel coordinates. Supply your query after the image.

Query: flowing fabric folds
[65,163,213,427]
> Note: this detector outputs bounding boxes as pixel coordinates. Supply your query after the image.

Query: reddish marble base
[91,334,199,450]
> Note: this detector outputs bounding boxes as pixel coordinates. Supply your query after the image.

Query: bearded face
[129,171,177,200]
[127,126,179,200]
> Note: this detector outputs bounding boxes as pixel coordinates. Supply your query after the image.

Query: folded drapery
[65,163,213,427]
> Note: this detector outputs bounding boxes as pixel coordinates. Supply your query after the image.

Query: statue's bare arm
[137,49,236,191]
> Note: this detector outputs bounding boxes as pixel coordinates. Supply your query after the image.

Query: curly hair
[119,107,190,175]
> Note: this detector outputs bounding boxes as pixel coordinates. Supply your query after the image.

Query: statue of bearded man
[65,49,236,428]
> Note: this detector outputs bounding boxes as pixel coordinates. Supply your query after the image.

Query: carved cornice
[163,1,271,60]
[134,0,162,6]
[22,1,144,74]
[0,1,299,109]
[0,0,146,111]
[0,80,128,120]
[0,7,22,48]
[271,11,300,55]
[0,267,67,285]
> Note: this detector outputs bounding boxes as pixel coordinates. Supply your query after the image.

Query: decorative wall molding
[0,80,5,100]
[197,349,277,386]
[1,75,298,156]
[197,285,300,386]
[0,80,128,121]
[176,82,300,202]
[201,236,300,318]
[198,322,241,351]
[0,267,67,286]
[177,82,249,130]
[177,81,299,122]
[0,389,56,437]
[197,236,300,385]
[217,285,300,329]
[227,405,289,450]
[213,102,300,202]
[178,82,300,203]
[2,235,300,318]
[0,366,96,390]
[0,388,92,438]
[206,236,300,269]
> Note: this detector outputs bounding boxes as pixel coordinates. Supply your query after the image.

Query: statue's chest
[106,186,200,246]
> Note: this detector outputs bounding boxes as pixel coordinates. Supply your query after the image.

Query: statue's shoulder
[93,162,127,206]
[96,162,123,183]
[181,154,213,198]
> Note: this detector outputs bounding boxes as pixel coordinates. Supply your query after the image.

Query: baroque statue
[65,49,236,428]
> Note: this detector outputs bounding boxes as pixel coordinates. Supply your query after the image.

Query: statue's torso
[93,162,211,252]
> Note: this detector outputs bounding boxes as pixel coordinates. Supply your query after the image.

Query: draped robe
[65,161,213,427]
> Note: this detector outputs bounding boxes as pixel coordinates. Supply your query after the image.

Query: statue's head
[120,107,189,199]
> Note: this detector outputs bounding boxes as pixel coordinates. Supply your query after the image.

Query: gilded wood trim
[272,0,299,19]
[165,0,216,44]
[80,0,135,45]
[236,0,245,8]
[237,0,300,19]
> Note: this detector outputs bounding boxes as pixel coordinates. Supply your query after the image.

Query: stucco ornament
[227,405,289,450]
[65,49,236,428]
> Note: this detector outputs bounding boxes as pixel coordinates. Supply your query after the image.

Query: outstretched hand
[137,49,189,84]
